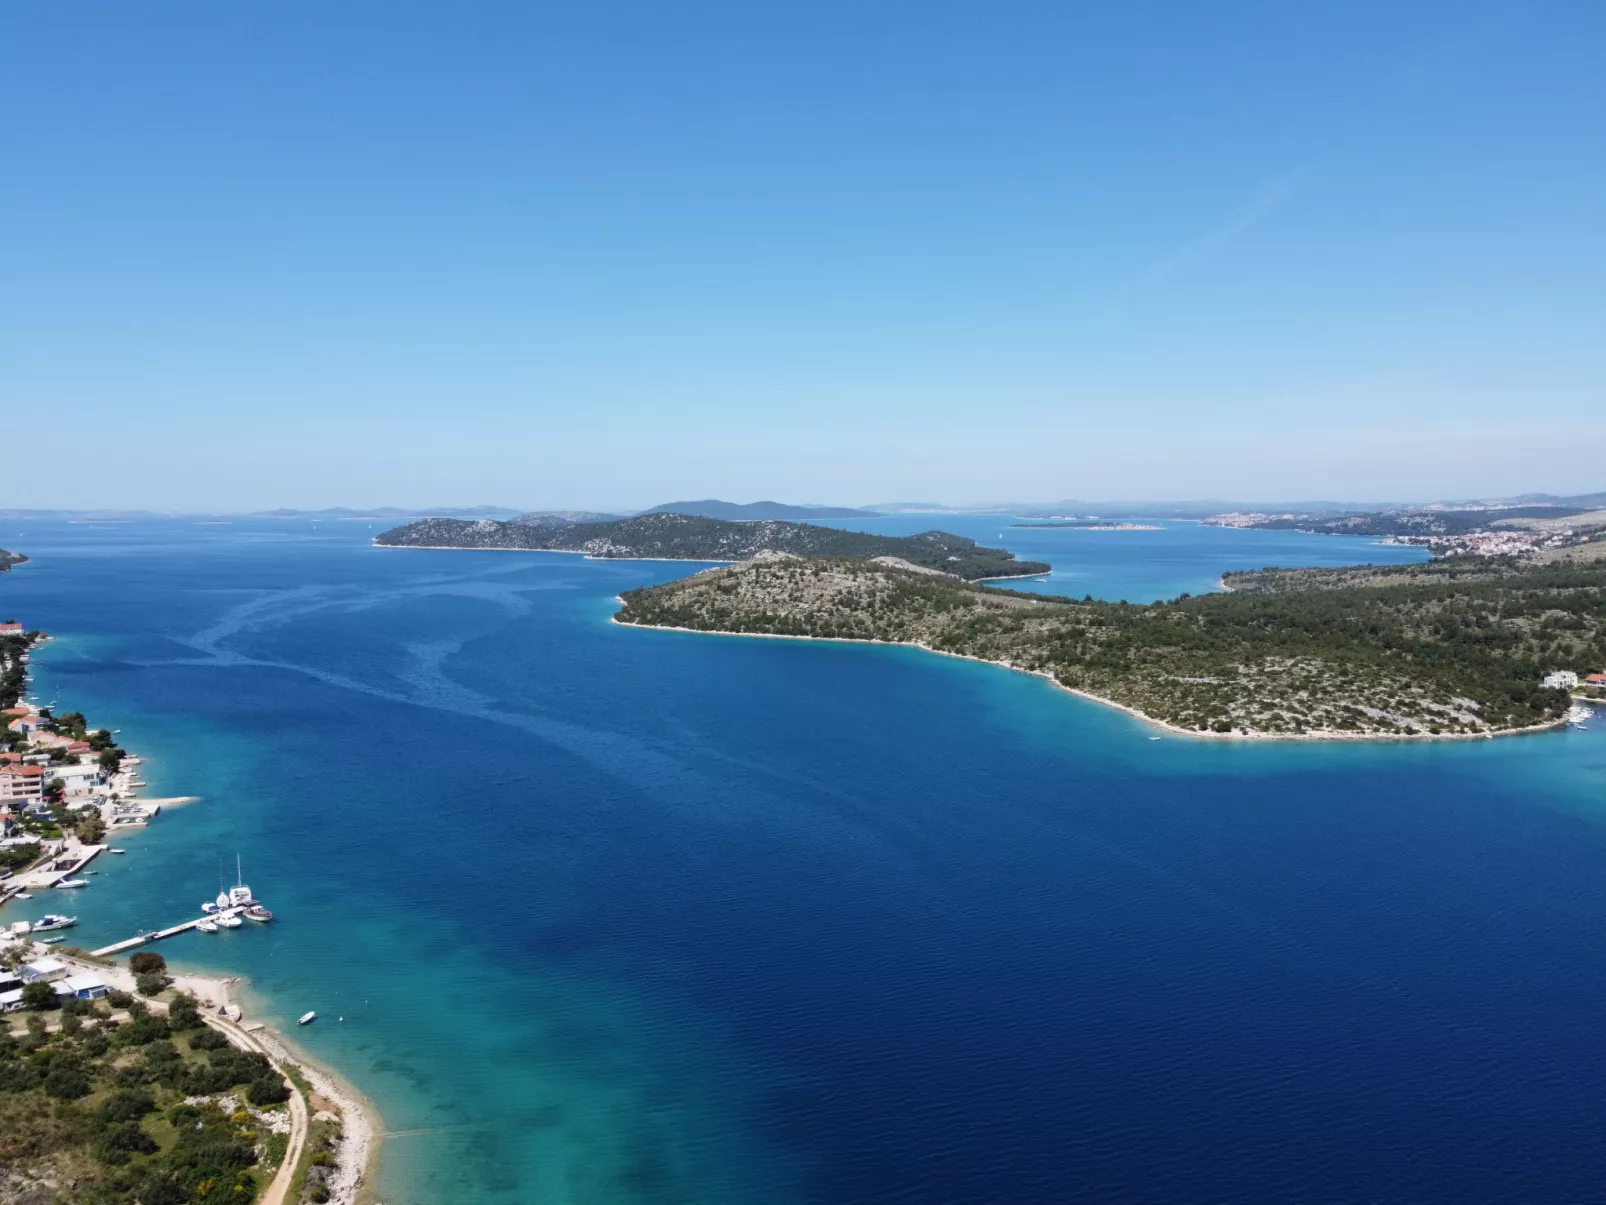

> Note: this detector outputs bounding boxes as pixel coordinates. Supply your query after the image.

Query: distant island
[0,548,26,572]
[374,513,1051,581]
[615,554,1605,740]
[1205,504,1606,561]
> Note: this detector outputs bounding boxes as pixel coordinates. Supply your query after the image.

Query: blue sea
[5,517,1606,1203]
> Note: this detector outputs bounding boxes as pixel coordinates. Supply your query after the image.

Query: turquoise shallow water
[5,519,1606,1203]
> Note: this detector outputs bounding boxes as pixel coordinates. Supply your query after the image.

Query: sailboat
[227,854,255,907]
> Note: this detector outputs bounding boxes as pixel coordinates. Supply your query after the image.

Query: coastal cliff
[375,512,1050,582]
[616,554,1605,739]
[0,548,26,572]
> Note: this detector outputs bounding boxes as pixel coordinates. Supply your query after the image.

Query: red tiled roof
[1588,673,1606,683]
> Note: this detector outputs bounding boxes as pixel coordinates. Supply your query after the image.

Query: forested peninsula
[374,513,1050,582]
[0,548,26,572]
[615,554,1605,740]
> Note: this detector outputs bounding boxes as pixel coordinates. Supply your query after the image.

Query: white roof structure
[0,987,22,1009]
[62,972,106,993]
[20,957,67,982]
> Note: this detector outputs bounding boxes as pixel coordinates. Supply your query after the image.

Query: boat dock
[15,843,106,890]
[92,905,247,956]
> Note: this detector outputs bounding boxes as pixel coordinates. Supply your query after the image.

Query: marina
[90,898,263,955]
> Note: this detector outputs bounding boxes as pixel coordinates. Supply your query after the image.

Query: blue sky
[3,1,1602,511]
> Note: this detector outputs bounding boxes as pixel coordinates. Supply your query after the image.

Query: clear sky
[3,1,1602,512]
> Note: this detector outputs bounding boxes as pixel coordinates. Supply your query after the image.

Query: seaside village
[1,624,164,922]
[0,621,370,1205]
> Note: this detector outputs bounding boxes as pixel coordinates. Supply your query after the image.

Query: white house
[1543,670,1579,690]
[0,987,23,1013]
[49,761,104,798]
[19,957,67,984]
[58,972,109,1000]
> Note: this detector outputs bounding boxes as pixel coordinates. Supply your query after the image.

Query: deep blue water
[4,518,1606,1203]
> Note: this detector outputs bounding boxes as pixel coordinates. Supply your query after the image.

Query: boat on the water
[216,913,243,929]
[243,905,273,923]
[40,936,64,945]
[109,848,126,854]
[227,854,255,907]
[202,890,229,914]
[298,1011,316,1026]
[31,914,77,933]
[55,878,89,889]
[13,893,31,901]
[196,919,219,933]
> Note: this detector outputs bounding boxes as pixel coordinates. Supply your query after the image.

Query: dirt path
[213,1016,310,1205]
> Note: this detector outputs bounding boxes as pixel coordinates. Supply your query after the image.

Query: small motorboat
[40,936,64,945]
[109,848,126,855]
[14,892,31,901]
[298,1011,316,1026]
[196,919,219,933]
[55,878,90,889]
[202,890,229,914]
[32,914,77,933]
[216,913,243,929]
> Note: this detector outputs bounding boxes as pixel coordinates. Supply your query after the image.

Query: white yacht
[31,914,77,933]
[216,913,243,929]
[202,890,230,915]
[55,878,90,889]
[298,1011,316,1025]
[196,918,219,933]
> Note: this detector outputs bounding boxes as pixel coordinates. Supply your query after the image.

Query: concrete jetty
[18,843,106,889]
[92,905,248,956]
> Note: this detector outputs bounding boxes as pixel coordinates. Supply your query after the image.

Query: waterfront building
[0,763,44,801]
[19,957,68,984]
[58,973,109,1000]
[1543,670,1579,689]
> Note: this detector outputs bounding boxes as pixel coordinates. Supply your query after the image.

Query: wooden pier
[92,905,247,956]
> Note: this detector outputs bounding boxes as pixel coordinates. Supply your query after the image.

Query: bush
[107,989,133,1008]
[134,972,169,997]
[246,1074,291,1106]
[167,993,200,1030]
[188,1026,229,1052]
[44,1066,92,1099]
[21,981,58,1011]
[98,1120,159,1156]
[168,1103,203,1127]
[101,1088,157,1122]
[129,951,167,975]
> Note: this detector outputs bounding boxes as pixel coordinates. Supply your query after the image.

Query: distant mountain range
[642,500,881,521]
[5,491,1605,523]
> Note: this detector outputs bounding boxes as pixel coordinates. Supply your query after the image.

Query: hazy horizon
[3,2,1602,511]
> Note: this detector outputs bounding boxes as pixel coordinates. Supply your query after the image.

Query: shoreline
[376,542,1049,584]
[6,633,383,1204]
[41,945,382,1205]
[611,616,1567,744]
